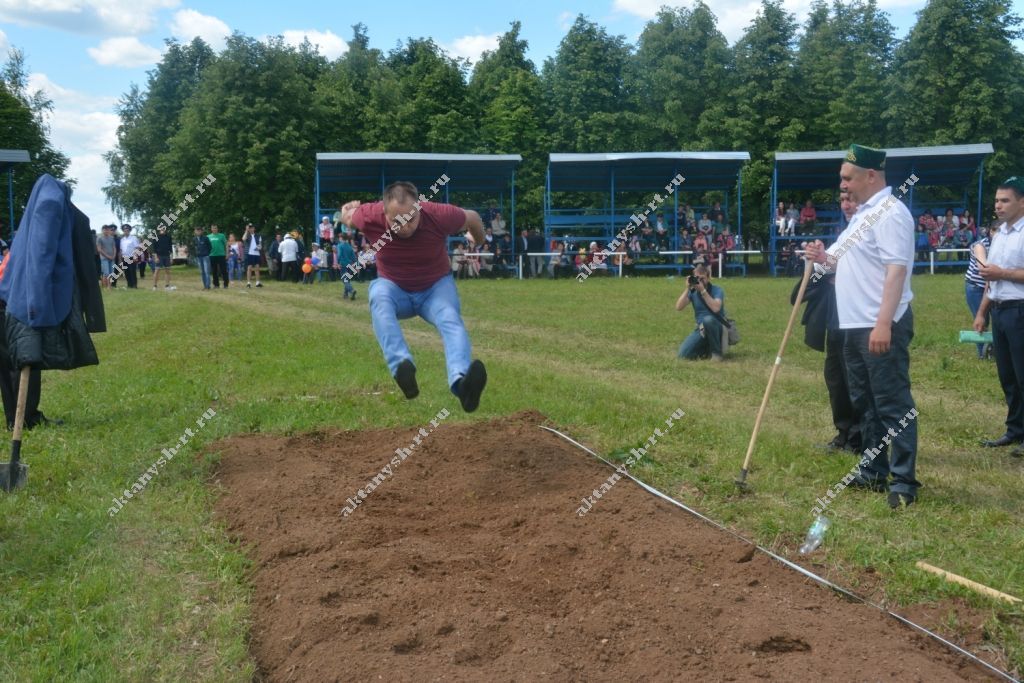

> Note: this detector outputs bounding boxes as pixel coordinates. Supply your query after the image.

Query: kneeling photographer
[675,265,728,361]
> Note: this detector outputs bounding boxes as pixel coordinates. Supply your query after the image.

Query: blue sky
[1,0,1021,223]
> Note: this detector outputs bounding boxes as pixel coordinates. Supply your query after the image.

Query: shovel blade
[0,462,28,492]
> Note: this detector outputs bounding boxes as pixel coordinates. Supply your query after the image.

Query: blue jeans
[965,281,987,357]
[197,256,211,289]
[369,275,471,390]
[342,273,354,297]
[678,314,724,359]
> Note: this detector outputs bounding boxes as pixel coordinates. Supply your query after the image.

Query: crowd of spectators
[915,208,978,260]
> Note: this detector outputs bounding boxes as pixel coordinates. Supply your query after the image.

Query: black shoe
[394,359,419,400]
[887,491,916,509]
[456,359,487,413]
[351,290,357,300]
[846,474,888,492]
[982,434,1018,447]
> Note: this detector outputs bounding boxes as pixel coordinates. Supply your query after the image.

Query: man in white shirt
[119,224,141,289]
[279,232,299,283]
[973,176,1024,455]
[805,144,920,509]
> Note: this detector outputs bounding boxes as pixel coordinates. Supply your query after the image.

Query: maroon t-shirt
[352,201,466,291]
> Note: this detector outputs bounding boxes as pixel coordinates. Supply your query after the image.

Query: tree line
[6,0,1024,244]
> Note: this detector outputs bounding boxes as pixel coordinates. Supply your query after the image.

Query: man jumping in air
[339,181,488,412]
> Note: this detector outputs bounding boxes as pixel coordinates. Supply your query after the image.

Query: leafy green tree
[793,0,895,150]
[884,0,1024,187]
[0,49,71,226]
[471,22,547,223]
[159,36,325,238]
[362,38,475,153]
[103,38,215,224]
[700,0,801,238]
[541,15,632,152]
[625,2,731,150]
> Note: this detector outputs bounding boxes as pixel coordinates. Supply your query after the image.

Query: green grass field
[1,269,1021,680]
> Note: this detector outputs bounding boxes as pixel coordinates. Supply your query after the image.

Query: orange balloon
[301,263,313,273]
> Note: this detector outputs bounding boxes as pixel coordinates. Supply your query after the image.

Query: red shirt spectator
[800,200,817,225]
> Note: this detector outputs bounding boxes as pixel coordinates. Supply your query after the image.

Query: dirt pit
[213,411,1000,682]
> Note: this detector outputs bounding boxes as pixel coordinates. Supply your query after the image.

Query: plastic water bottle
[799,515,831,554]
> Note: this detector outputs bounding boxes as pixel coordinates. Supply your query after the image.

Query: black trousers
[843,308,919,495]
[211,256,229,287]
[124,262,138,288]
[991,303,1024,440]
[824,328,861,450]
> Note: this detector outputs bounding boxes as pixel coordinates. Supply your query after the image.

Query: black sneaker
[456,360,487,413]
[351,290,357,300]
[887,491,916,509]
[394,359,419,400]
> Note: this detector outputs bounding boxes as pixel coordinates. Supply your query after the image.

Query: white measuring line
[540,425,1020,683]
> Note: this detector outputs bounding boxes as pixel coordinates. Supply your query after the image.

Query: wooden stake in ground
[916,561,1022,604]
[735,258,814,490]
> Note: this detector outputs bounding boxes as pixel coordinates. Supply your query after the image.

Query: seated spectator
[707,202,725,226]
[784,202,800,236]
[655,213,666,232]
[318,216,333,245]
[692,231,709,262]
[776,201,787,236]
[640,219,657,251]
[918,209,938,231]
[490,211,507,236]
[697,213,713,236]
[612,241,633,275]
[679,229,693,252]
[938,208,959,231]
[716,226,736,252]
[574,248,588,275]
[954,224,972,249]
[483,226,494,245]
[627,234,642,259]
[587,241,608,273]
[477,241,494,278]
[655,222,669,250]
[961,209,977,239]
[800,200,817,232]
[684,203,695,229]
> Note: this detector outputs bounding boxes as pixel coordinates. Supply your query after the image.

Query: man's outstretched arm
[462,210,485,245]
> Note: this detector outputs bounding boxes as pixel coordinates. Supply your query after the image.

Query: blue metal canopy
[769,143,994,275]
[547,152,750,193]
[774,144,993,191]
[315,152,521,195]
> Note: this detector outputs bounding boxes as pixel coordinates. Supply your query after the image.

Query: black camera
[687,275,700,286]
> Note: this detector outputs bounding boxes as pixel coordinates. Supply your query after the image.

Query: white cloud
[26,72,121,224]
[443,33,500,65]
[0,0,179,36]
[611,0,927,43]
[281,29,348,60]
[169,8,230,51]
[0,28,8,56]
[558,11,574,32]
[87,36,162,67]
